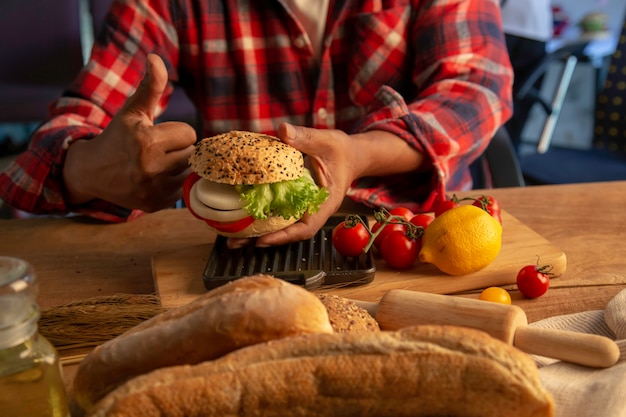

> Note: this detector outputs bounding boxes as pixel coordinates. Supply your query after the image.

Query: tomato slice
[183,172,255,233]
[183,172,204,220]
[203,216,255,234]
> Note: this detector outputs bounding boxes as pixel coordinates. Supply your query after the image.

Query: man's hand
[63,54,196,212]
[228,123,356,248]
[227,122,424,248]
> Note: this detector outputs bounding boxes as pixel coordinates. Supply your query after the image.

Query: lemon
[419,205,502,275]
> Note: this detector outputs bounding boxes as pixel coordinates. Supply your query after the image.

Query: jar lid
[0,257,38,347]
[0,256,36,294]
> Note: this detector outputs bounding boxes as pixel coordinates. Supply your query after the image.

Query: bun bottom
[209,216,299,238]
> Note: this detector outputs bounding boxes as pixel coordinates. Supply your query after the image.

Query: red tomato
[380,230,420,269]
[203,216,255,234]
[434,200,460,217]
[516,265,551,298]
[472,195,502,222]
[332,220,370,257]
[371,221,406,251]
[388,207,414,221]
[410,213,434,230]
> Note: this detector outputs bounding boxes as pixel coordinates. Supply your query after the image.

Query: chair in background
[509,40,590,154]
[513,23,626,184]
[471,127,526,189]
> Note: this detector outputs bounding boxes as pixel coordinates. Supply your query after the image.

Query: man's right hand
[63,54,196,213]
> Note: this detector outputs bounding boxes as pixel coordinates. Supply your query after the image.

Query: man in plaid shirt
[0,0,512,246]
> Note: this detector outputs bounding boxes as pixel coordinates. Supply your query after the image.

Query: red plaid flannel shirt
[0,0,512,221]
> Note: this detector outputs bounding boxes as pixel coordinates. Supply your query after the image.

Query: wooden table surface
[2,180,626,323]
[0,182,626,322]
[3,180,626,415]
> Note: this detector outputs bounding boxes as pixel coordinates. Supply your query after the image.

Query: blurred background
[1,0,626,208]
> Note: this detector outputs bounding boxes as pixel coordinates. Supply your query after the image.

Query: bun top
[189,131,304,185]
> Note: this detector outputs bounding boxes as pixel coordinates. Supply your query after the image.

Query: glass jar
[0,257,70,417]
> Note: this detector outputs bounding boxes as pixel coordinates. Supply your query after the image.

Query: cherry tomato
[472,195,502,223]
[479,287,511,304]
[371,221,406,251]
[388,207,414,221]
[332,219,370,257]
[434,200,460,217]
[380,230,420,269]
[516,265,551,298]
[410,213,434,230]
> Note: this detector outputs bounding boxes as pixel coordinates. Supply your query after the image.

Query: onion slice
[189,182,250,222]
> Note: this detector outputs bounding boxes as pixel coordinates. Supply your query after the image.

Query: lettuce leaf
[236,169,329,220]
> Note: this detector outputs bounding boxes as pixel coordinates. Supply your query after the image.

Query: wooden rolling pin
[355,289,620,368]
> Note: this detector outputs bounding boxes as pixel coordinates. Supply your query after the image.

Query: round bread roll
[88,325,555,417]
[189,131,304,184]
[316,293,380,333]
[73,275,333,411]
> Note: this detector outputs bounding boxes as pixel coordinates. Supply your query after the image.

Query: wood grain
[153,210,566,308]
[1,181,625,323]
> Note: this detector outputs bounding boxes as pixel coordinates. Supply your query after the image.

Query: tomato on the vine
[434,200,460,217]
[479,287,511,304]
[380,230,420,269]
[371,221,406,251]
[516,264,552,298]
[332,217,370,257]
[410,213,434,229]
[388,207,415,221]
[472,195,502,223]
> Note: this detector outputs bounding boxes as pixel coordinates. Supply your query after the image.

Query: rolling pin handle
[514,326,620,368]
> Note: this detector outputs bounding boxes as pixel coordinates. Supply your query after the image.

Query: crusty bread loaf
[317,293,380,333]
[73,275,333,411]
[189,131,304,184]
[88,325,554,417]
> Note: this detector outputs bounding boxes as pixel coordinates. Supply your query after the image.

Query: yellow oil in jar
[0,338,70,417]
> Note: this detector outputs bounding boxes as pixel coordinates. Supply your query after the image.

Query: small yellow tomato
[479,287,511,304]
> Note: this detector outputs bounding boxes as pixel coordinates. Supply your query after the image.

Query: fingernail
[283,123,296,140]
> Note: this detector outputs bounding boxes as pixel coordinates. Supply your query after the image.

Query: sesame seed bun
[189,131,304,185]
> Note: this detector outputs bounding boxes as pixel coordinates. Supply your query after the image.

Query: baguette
[73,275,334,410]
[89,325,554,417]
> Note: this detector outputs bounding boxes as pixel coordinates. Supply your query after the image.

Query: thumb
[278,122,323,154]
[123,54,169,122]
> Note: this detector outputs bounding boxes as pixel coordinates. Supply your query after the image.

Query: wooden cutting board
[153,210,566,309]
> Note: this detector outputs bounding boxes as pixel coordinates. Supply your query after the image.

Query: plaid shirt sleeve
[0,0,178,221]
[0,0,512,219]
[346,1,513,213]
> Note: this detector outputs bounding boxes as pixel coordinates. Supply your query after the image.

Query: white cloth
[282,0,330,61]
[500,0,553,41]
[529,289,626,417]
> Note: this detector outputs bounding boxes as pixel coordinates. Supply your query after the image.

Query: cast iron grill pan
[203,215,376,290]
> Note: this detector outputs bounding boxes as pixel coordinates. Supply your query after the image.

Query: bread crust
[317,293,380,333]
[88,325,554,417]
[189,131,304,184]
[73,275,333,410]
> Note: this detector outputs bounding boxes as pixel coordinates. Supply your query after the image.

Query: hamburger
[578,12,609,37]
[183,131,329,238]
